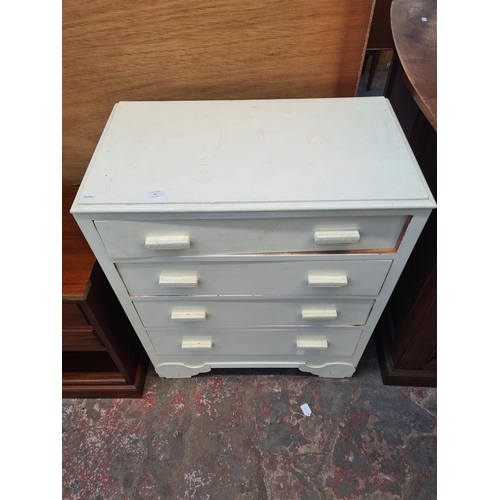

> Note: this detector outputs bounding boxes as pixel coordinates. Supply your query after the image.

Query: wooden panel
[82,263,145,384]
[63,0,375,184]
[375,309,436,386]
[62,328,105,351]
[391,264,436,369]
[62,186,96,299]
[62,351,150,398]
[62,372,126,384]
[367,0,393,49]
[62,303,89,328]
[62,351,120,375]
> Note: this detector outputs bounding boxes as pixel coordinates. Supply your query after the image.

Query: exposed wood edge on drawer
[394,216,412,252]
[353,302,375,327]
[111,254,397,265]
[234,248,397,256]
[231,216,412,256]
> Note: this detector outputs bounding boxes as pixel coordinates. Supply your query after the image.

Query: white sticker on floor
[300,403,312,417]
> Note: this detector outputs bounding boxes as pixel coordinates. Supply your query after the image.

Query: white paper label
[146,190,165,198]
[300,403,312,417]
[81,194,95,200]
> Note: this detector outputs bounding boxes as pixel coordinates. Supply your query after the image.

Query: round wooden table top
[391,0,437,131]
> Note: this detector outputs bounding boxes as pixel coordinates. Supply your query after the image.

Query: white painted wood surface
[148,329,363,357]
[134,299,373,329]
[117,259,391,297]
[71,98,436,378]
[73,98,435,213]
[95,216,407,258]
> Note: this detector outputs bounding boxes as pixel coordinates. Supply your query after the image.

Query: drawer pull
[302,309,338,320]
[171,310,206,322]
[308,275,348,287]
[297,339,328,350]
[314,230,360,245]
[145,235,190,250]
[182,339,212,350]
[159,275,198,287]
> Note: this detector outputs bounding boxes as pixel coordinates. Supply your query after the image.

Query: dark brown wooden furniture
[363,0,394,90]
[63,186,149,397]
[375,0,436,387]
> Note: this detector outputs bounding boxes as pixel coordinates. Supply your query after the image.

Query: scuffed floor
[62,339,437,499]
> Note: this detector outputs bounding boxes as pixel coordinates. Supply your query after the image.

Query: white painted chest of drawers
[71,97,435,378]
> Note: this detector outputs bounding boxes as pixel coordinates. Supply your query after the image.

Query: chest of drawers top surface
[71,97,435,214]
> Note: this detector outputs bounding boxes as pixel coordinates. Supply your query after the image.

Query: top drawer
[95,216,408,259]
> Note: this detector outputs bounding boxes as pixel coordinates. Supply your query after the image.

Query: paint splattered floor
[62,338,437,499]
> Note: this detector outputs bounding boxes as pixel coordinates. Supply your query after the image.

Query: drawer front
[95,216,408,258]
[118,259,392,297]
[134,299,373,329]
[148,329,363,357]
[62,328,104,351]
[62,303,89,328]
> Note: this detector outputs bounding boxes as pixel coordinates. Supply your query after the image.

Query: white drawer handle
[182,339,212,350]
[297,339,328,350]
[159,275,198,287]
[314,230,360,245]
[302,309,338,320]
[171,310,206,321]
[308,275,348,287]
[145,235,190,250]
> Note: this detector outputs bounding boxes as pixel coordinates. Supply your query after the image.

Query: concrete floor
[62,338,437,500]
[62,68,437,499]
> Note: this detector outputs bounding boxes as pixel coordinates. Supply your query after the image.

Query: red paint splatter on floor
[230,410,244,428]
[255,401,271,419]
